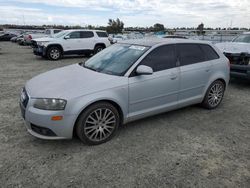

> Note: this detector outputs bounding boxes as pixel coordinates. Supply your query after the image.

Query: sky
[0,0,249,28]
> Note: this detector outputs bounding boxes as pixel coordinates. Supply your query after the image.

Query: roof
[63,29,106,32]
[118,38,212,47]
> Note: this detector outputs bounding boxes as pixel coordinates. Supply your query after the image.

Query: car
[163,35,187,39]
[0,33,17,41]
[20,38,229,145]
[23,29,63,46]
[32,29,111,60]
[216,32,250,79]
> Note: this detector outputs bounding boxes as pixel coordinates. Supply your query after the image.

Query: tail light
[28,35,32,40]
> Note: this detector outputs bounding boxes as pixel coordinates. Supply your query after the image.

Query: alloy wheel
[83,108,116,142]
[207,83,224,107]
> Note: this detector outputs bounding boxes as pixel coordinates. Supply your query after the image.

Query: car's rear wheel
[47,46,61,60]
[202,80,225,109]
[76,102,120,145]
[94,45,104,54]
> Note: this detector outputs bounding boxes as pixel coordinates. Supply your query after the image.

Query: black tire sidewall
[76,102,120,145]
[94,46,104,54]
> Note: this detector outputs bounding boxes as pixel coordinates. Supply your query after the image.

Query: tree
[153,23,165,32]
[106,18,124,34]
[197,23,204,35]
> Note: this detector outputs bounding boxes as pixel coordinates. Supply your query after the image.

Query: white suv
[32,30,111,60]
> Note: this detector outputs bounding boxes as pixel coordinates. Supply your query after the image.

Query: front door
[128,44,180,119]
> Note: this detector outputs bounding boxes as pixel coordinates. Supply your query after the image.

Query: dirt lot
[0,42,249,188]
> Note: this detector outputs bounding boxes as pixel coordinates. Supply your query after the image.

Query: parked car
[0,33,17,41]
[23,29,63,45]
[20,39,229,145]
[216,32,250,79]
[32,30,111,60]
[162,35,187,39]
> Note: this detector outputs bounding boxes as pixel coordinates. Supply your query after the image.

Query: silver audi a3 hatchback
[20,38,230,145]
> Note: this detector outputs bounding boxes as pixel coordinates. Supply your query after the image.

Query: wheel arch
[94,43,106,49]
[72,99,124,138]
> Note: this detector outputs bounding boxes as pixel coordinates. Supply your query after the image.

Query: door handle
[170,74,178,80]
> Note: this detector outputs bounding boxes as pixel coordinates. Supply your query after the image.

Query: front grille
[225,53,250,66]
[31,124,57,136]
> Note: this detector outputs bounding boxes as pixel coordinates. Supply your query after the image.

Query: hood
[33,37,54,42]
[25,64,127,100]
[215,42,250,54]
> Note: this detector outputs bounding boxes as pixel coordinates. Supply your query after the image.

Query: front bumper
[20,97,77,140]
[230,64,250,79]
[33,45,46,57]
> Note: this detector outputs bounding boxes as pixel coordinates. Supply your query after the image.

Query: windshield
[232,34,250,43]
[82,43,149,76]
[53,30,69,38]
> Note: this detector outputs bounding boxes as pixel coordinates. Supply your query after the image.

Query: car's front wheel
[202,80,225,109]
[47,46,62,60]
[76,102,120,145]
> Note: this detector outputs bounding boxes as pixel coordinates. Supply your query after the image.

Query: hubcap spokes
[208,83,223,107]
[84,108,116,141]
[50,49,59,59]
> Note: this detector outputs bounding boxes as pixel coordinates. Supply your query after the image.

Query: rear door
[128,44,180,118]
[177,43,212,104]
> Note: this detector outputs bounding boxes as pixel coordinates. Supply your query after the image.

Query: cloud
[0,0,249,27]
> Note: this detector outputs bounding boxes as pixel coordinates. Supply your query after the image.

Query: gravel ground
[0,42,249,188]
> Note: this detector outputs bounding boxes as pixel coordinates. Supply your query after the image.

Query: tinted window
[199,44,219,61]
[69,31,81,39]
[80,31,94,38]
[140,45,176,72]
[177,44,205,66]
[96,32,108,38]
[83,44,149,76]
[54,30,62,34]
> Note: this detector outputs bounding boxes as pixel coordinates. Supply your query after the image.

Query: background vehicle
[216,32,250,79]
[32,29,111,60]
[162,35,187,39]
[20,39,229,145]
[23,29,63,45]
[0,33,17,41]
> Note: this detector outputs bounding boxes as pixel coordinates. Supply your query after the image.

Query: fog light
[51,116,63,121]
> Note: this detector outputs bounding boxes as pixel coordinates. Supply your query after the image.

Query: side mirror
[64,35,70,40]
[136,65,153,75]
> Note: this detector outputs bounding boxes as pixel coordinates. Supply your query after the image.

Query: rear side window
[140,45,176,72]
[96,32,108,38]
[80,31,94,38]
[177,44,205,66]
[199,44,219,61]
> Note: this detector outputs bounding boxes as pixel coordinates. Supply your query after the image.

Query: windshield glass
[53,30,69,38]
[82,44,149,76]
[232,34,250,43]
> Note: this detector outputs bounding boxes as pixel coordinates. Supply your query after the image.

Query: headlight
[33,98,67,110]
[37,41,49,46]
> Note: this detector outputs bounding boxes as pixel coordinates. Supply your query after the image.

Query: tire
[94,45,104,54]
[47,46,62,60]
[201,80,225,109]
[76,102,120,145]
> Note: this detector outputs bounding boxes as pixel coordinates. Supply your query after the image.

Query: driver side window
[140,45,177,72]
[68,31,81,39]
